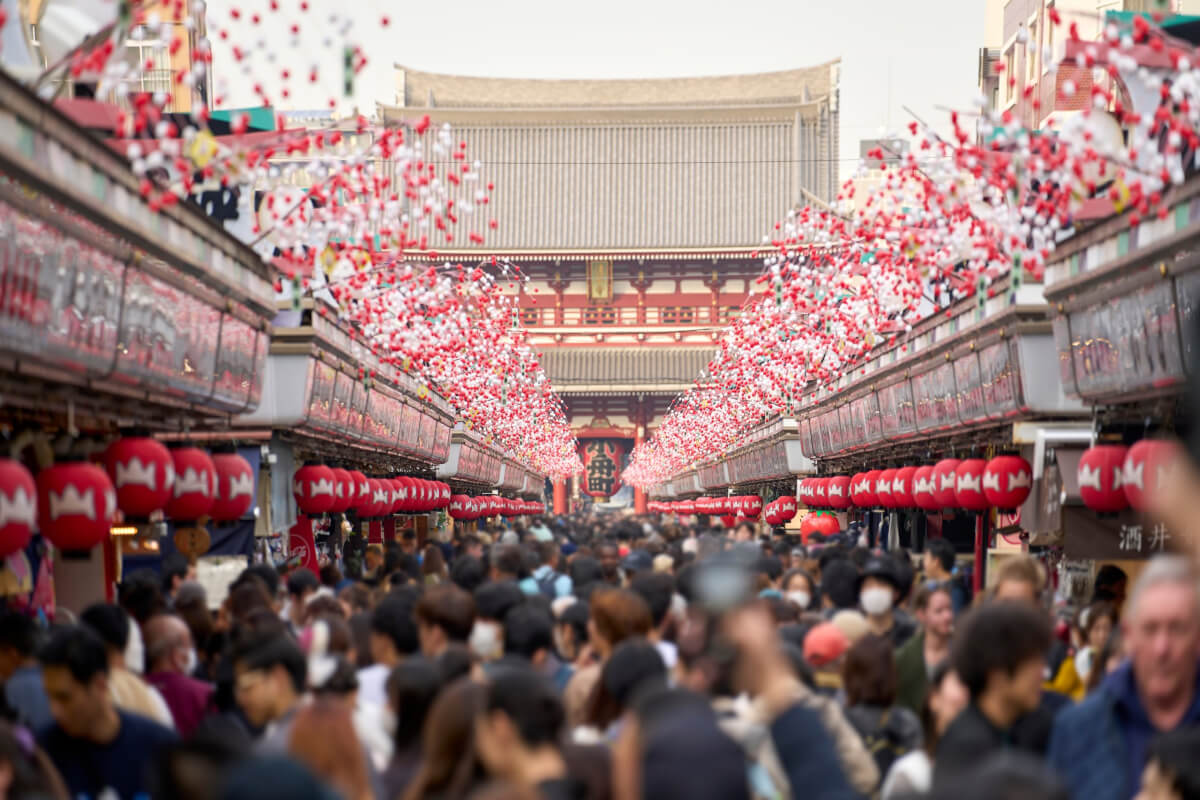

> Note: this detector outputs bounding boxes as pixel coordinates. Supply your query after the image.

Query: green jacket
[895,629,928,716]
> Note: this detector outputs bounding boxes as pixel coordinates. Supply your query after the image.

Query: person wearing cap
[859,556,918,648]
[622,550,654,580]
[804,622,850,698]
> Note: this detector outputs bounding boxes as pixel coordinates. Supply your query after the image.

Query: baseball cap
[830,609,871,644]
[857,555,900,592]
[803,622,850,668]
[623,549,654,574]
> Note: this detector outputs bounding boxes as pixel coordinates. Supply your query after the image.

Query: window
[124,26,171,99]
[721,306,742,323]
[661,307,696,325]
[520,308,540,326]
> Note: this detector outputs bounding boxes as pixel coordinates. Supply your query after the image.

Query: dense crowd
[0,515,1197,800]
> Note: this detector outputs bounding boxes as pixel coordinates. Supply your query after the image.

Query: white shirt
[881,750,932,800]
[357,663,390,708]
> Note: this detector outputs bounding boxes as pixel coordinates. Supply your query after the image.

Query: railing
[518,304,736,327]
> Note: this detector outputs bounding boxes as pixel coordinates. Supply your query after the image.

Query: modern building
[381,62,841,510]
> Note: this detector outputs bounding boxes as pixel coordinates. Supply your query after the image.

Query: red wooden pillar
[553,479,568,515]
[633,398,647,514]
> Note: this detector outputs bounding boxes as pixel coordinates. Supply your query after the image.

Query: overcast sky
[208,0,986,182]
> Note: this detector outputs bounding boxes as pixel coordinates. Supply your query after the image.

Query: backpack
[535,570,562,599]
[848,706,915,780]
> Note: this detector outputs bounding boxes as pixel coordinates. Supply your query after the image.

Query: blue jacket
[1047,661,1200,800]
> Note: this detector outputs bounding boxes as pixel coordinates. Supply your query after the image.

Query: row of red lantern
[648,500,697,515]
[800,456,1035,513]
[293,466,452,518]
[650,496,765,519]
[447,495,545,520]
[1076,440,1180,513]
[764,496,798,526]
[0,442,257,557]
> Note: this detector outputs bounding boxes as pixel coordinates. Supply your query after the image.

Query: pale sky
[208,0,987,183]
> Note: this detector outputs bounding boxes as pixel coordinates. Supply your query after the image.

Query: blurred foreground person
[881,661,969,799]
[0,721,68,800]
[1049,556,1200,800]
[79,603,174,728]
[842,634,922,783]
[0,612,52,731]
[1134,727,1200,800]
[403,679,488,800]
[287,698,373,800]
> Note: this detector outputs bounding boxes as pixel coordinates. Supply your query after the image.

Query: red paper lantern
[954,459,990,511]
[720,514,737,528]
[798,479,813,506]
[104,437,174,517]
[435,482,451,509]
[166,448,217,521]
[826,476,852,510]
[210,453,255,522]
[329,468,355,514]
[1078,445,1130,513]
[37,462,116,550]
[876,469,897,508]
[740,495,763,519]
[912,465,938,511]
[775,495,798,523]
[677,500,695,515]
[1123,439,1182,512]
[0,459,36,557]
[892,466,917,508]
[764,504,779,526]
[349,471,370,513]
[449,494,472,520]
[293,464,336,516]
[931,459,961,508]
[369,479,392,518]
[983,455,1033,511]
[812,479,829,508]
[850,472,876,507]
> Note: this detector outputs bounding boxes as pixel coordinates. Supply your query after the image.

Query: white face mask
[861,587,894,616]
[469,621,502,662]
[786,591,811,609]
[124,620,145,675]
[183,647,198,676]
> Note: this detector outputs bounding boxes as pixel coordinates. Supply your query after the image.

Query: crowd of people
[0,515,1197,800]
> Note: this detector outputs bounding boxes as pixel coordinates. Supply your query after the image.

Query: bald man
[143,614,214,738]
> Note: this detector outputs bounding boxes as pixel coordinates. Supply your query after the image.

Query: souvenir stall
[438,427,545,531]
[0,70,274,614]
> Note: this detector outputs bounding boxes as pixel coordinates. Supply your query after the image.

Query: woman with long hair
[287,697,373,800]
[881,660,970,799]
[383,659,443,800]
[423,545,449,586]
[403,679,488,800]
[562,588,652,730]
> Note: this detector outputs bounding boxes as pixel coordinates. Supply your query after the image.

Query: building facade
[382,62,841,510]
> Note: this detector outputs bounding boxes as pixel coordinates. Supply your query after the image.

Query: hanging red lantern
[368,479,392,518]
[104,437,174,517]
[931,459,961,508]
[719,514,737,528]
[876,469,897,508]
[349,471,370,513]
[912,465,938,511]
[775,495,798,522]
[764,503,779,526]
[892,466,917,508]
[826,476,852,510]
[330,468,355,514]
[812,479,829,508]
[850,472,876,507]
[1123,439,1182,512]
[741,495,763,519]
[449,494,471,520]
[1078,445,1130,513]
[37,462,116,550]
[798,479,813,506]
[983,455,1033,511]
[436,482,452,509]
[166,448,217,521]
[210,453,255,522]
[0,459,36,557]
[954,459,990,511]
[677,500,695,515]
[293,464,336,516]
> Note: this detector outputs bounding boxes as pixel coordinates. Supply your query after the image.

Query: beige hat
[653,554,675,573]
[831,609,871,644]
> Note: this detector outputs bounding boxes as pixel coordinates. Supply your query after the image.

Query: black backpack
[535,570,562,599]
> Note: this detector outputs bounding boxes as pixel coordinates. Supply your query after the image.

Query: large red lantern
[1123,439,1182,512]
[876,469,897,508]
[931,459,961,508]
[166,448,217,521]
[954,459,989,511]
[892,466,917,508]
[349,471,370,513]
[104,437,174,517]
[983,455,1033,512]
[293,464,336,516]
[210,453,255,522]
[1078,445,1129,513]
[850,472,876,507]
[0,459,36,557]
[912,465,938,511]
[812,479,829,508]
[826,476,852,510]
[37,462,116,550]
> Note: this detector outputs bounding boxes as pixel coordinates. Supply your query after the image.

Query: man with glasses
[232,630,306,751]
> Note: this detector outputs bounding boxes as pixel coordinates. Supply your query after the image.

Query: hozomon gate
[382,60,841,511]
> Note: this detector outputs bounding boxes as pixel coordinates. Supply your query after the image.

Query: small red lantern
[0,459,36,557]
[349,471,370,513]
[210,453,255,522]
[1078,445,1129,513]
[931,459,961,508]
[448,494,471,519]
[293,464,336,516]
[775,495,798,523]
[798,480,813,506]
[812,479,829,508]
[166,448,217,521]
[387,479,405,514]
[826,476,852,510]
[912,465,938,511]
[1123,439,1182,512]
[104,437,174,517]
[37,462,116,550]
[850,472,876,507]
[983,455,1033,511]
[892,466,917,508]
[740,495,763,519]
[329,468,355,514]
[367,479,391,518]
[876,469,897,508]
[954,459,989,511]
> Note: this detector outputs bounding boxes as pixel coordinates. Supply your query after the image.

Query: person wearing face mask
[143,613,215,739]
[858,557,918,648]
[781,568,818,613]
[472,581,527,662]
[79,603,175,730]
